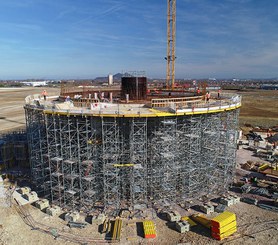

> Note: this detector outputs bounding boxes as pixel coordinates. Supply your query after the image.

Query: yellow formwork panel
[258,163,269,171]
[113,163,134,167]
[212,227,237,240]
[181,216,197,226]
[211,211,236,228]
[112,219,122,241]
[190,214,211,228]
[143,220,156,238]
[211,220,237,234]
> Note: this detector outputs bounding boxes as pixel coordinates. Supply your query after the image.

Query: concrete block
[91,213,106,224]
[46,205,61,216]
[35,199,49,210]
[215,204,226,213]
[175,221,190,233]
[18,187,31,195]
[23,191,38,202]
[231,196,240,204]
[166,211,181,222]
[200,204,214,214]
[219,197,233,207]
[65,211,80,222]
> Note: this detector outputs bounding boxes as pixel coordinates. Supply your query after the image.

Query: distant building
[260,84,278,90]
[22,81,48,87]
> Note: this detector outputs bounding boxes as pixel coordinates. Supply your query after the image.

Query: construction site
[24,77,240,215]
[1,0,278,244]
[1,84,278,245]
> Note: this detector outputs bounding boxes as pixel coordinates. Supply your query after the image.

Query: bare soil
[0,87,59,133]
[1,183,278,245]
[236,89,278,127]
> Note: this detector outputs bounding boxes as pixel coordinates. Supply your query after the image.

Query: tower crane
[166,0,176,90]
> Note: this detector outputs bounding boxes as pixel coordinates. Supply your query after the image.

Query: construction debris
[68,221,87,229]
[241,184,252,193]
[250,187,270,197]
[258,203,278,213]
[240,197,258,205]
[241,161,255,171]
[246,131,263,141]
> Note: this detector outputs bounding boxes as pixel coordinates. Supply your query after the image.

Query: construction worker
[42,90,47,101]
[197,87,201,96]
[205,91,210,103]
[217,89,221,99]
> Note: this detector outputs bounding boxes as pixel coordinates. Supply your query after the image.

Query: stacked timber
[211,211,237,240]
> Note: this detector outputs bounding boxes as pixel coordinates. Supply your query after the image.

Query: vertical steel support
[102,117,120,213]
[149,117,178,207]
[130,118,148,207]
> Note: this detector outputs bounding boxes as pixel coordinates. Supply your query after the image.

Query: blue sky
[0,0,277,79]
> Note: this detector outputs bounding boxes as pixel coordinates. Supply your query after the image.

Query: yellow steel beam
[113,163,135,167]
[42,104,241,118]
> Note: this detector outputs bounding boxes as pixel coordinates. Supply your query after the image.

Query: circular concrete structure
[25,90,240,213]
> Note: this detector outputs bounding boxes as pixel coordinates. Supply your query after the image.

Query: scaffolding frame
[25,105,240,214]
[130,118,148,207]
[0,129,28,170]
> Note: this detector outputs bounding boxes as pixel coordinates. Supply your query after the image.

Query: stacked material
[143,220,156,238]
[211,211,237,240]
[190,214,211,228]
[112,219,122,241]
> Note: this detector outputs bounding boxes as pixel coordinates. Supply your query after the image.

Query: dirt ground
[236,89,278,127]
[0,87,59,133]
[1,172,278,245]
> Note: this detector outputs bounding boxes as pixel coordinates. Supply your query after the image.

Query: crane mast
[166,0,176,90]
